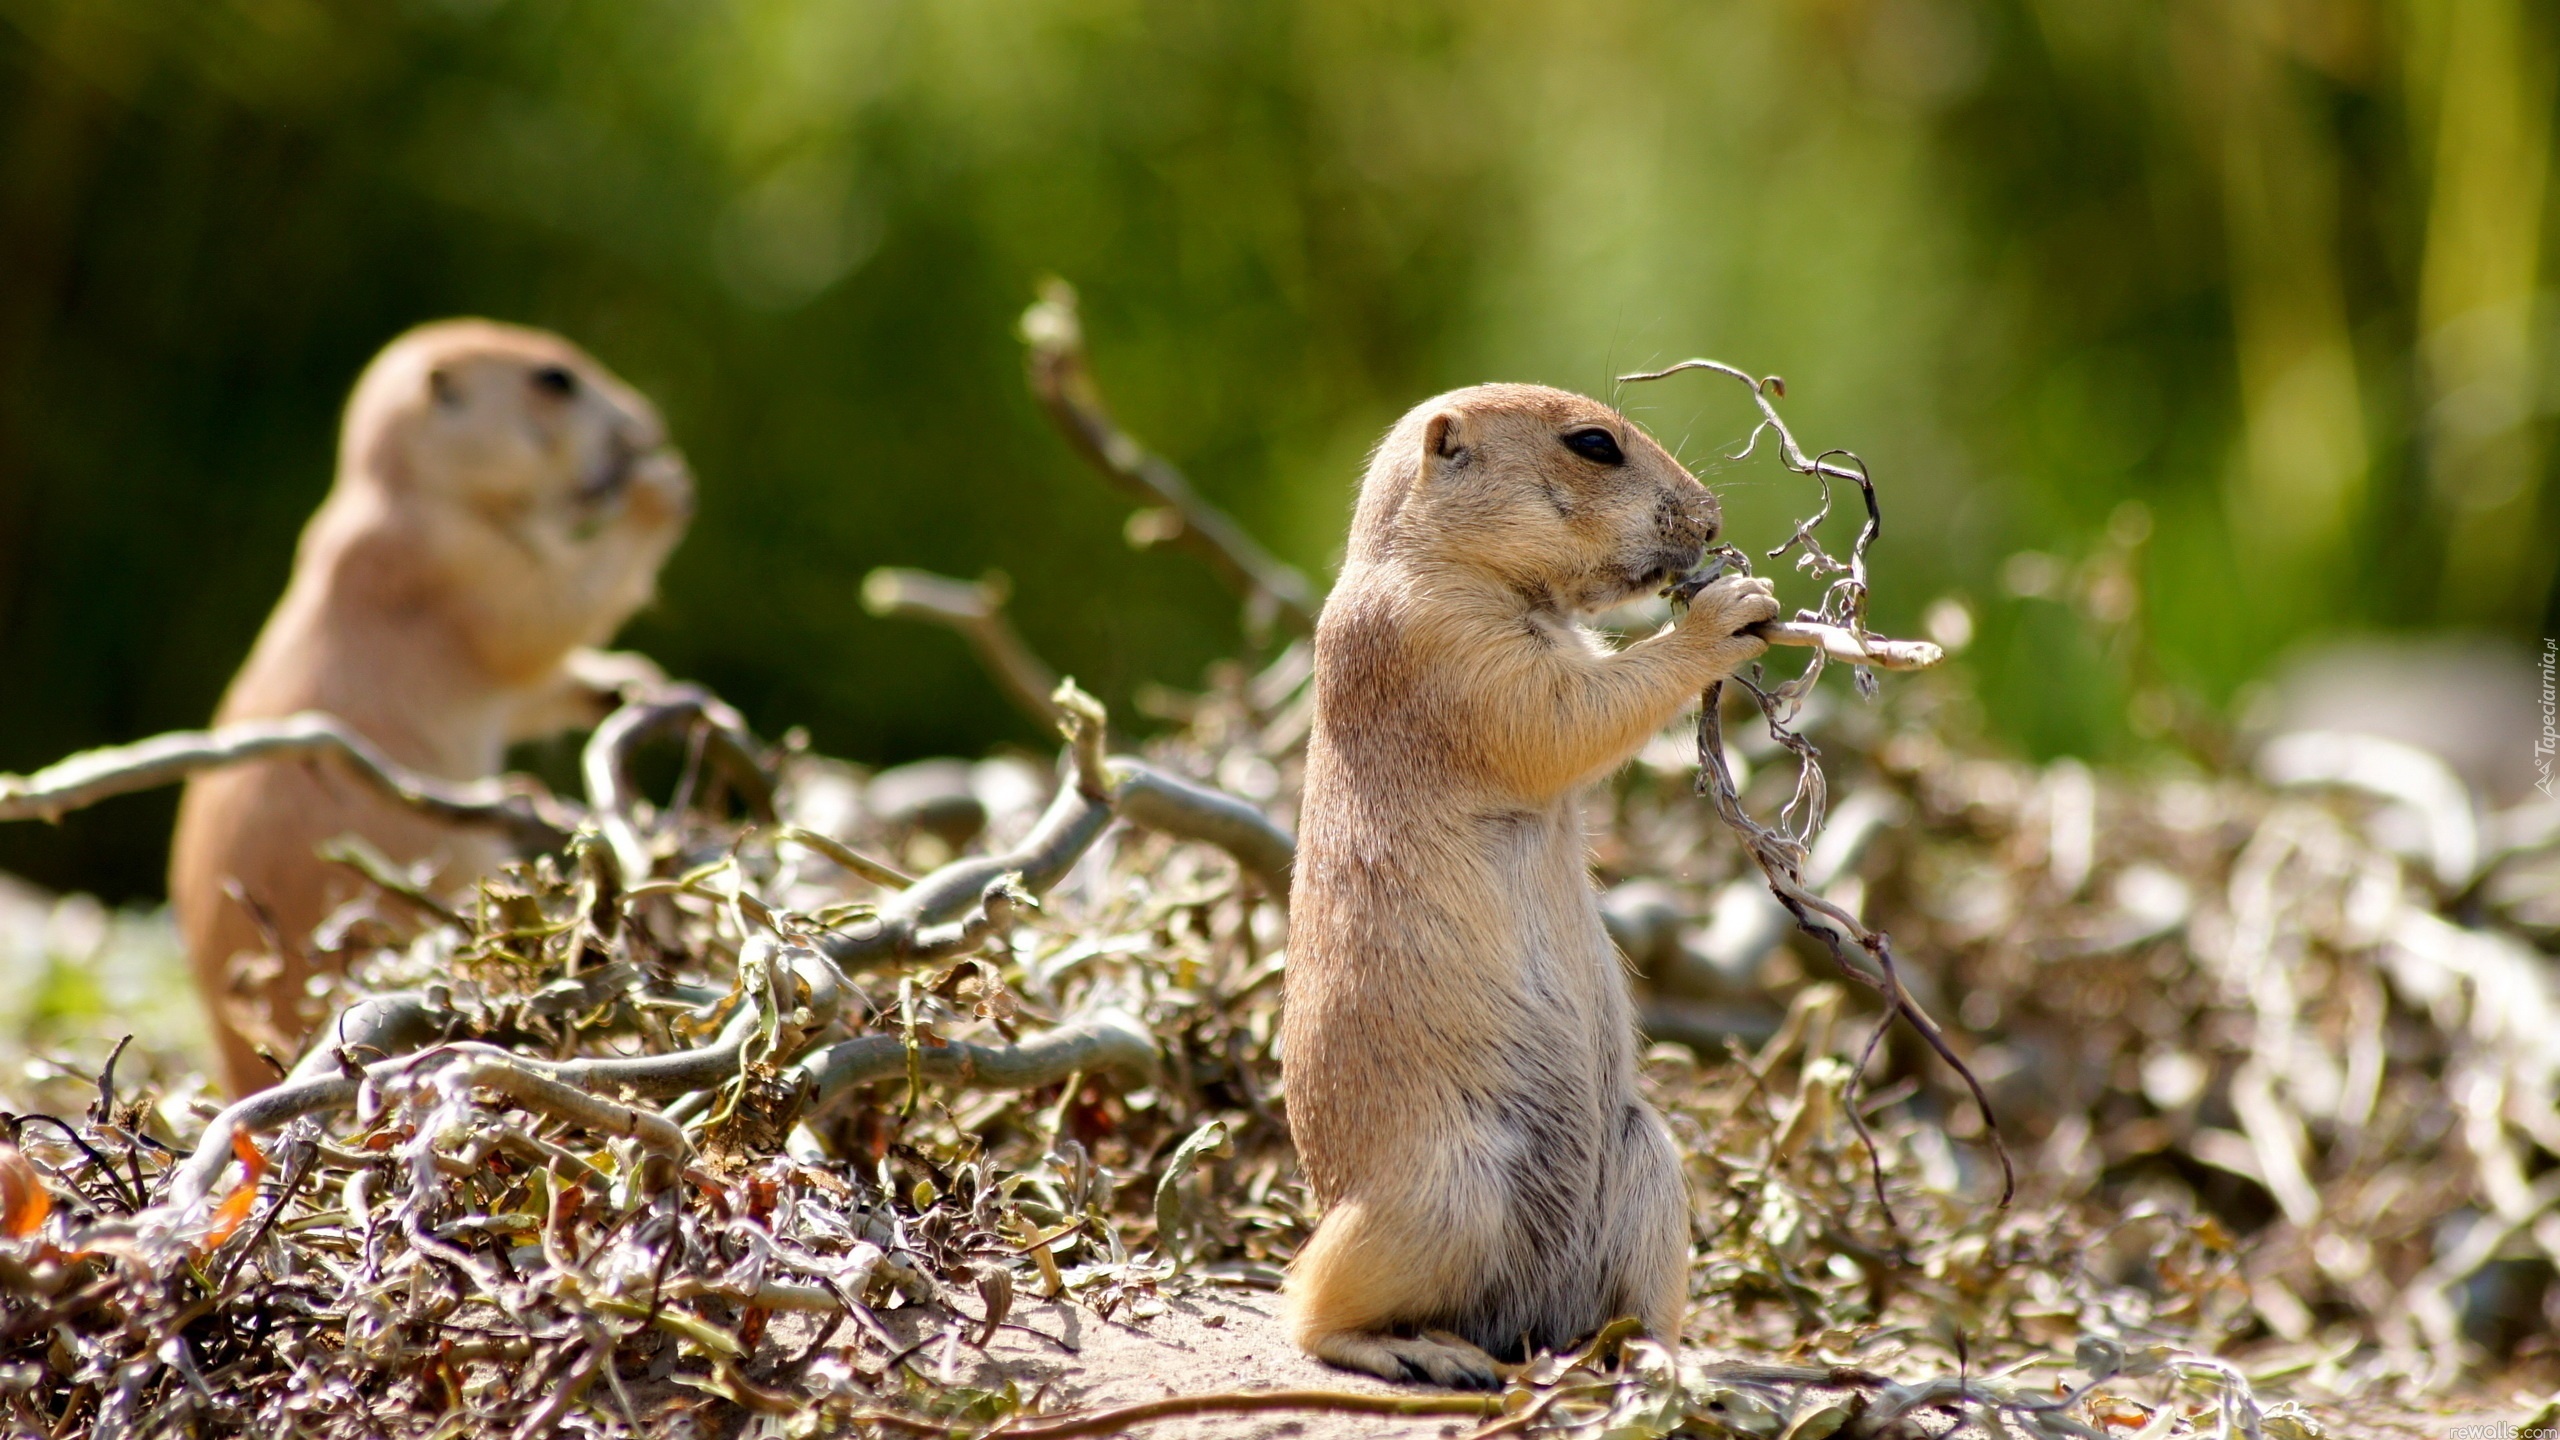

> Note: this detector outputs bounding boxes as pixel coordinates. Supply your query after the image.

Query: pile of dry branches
[0,290,2548,1438]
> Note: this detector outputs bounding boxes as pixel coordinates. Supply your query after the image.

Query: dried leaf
[0,1144,48,1238]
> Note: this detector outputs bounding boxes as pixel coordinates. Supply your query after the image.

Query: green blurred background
[2,0,2553,903]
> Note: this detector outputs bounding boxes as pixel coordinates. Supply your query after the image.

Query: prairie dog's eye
[1561,428,1624,466]
[531,364,578,398]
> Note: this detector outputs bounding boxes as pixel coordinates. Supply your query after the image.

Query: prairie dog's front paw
[509,648,672,741]
[562,646,670,700]
[1678,575,1780,662]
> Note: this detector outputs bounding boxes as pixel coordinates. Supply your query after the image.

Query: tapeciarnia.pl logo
[2538,637,2556,798]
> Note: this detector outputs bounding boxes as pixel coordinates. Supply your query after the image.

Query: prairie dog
[170,320,693,1094]
[1283,384,1778,1386]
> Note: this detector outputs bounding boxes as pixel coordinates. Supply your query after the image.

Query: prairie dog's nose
[1658,487,1716,549]
[632,446,695,520]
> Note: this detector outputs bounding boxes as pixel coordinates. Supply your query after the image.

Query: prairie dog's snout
[404,336,693,538]
[578,428,689,508]
[1657,479,1719,561]
[1284,382,1777,1387]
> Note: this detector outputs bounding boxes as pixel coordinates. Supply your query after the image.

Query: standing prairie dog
[170,320,693,1094]
[1283,384,1779,1386]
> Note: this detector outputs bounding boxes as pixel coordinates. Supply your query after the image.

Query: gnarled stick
[819,687,1295,967]
[818,780,1115,970]
[861,568,1063,728]
[170,992,778,1209]
[1628,358,1948,695]
[1699,684,2013,1206]
[444,1059,690,1180]
[1623,357,2001,1208]
[1021,280,1319,635]
[1109,758,1294,896]
[583,685,776,884]
[1756,619,1941,671]
[793,1010,1157,1113]
[0,712,574,850]
[1628,356,2007,1210]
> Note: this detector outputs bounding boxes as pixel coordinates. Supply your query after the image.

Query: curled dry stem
[1699,639,2011,1213]
[583,685,776,885]
[1622,358,2009,1208]
[1625,359,1925,688]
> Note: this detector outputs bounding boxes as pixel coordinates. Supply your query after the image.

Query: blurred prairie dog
[1283,384,1778,1386]
[170,320,693,1094]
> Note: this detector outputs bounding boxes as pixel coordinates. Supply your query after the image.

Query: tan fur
[169,320,692,1094]
[1282,384,1778,1386]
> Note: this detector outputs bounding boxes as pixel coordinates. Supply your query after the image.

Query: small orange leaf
[201,1130,269,1250]
[0,1144,51,1239]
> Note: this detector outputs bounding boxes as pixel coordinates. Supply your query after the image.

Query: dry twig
[862,568,1065,728]
[1021,280,1319,636]
[0,712,573,850]
[1624,358,2013,1208]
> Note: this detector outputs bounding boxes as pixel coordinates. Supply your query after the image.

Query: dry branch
[583,685,775,883]
[0,712,573,850]
[862,567,1064,728]
[1022,280,1319,635]
[1756,619,1941,670]
[975,1388,1501,1440]
[1623,358,2010,1207]
[794,1009,1156,1112]
[817,684,1293,968]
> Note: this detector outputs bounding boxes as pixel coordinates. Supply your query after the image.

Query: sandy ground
[807,1288,2552,1440]
[846,1285,1493,1440]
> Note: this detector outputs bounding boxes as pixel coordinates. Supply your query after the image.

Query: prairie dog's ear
[1421,409,1470,473]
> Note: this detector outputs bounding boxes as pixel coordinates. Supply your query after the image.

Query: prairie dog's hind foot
[1303,1328,1503,1390]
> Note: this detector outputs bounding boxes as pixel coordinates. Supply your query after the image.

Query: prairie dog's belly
[1465,798,1627,1046]
[1402,797,1630,1214]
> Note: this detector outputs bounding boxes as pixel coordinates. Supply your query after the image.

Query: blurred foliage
[0,0,2553,901]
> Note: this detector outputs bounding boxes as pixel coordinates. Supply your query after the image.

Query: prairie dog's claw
[1681,574,1780,640]
[1308,1330,1503,1391]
